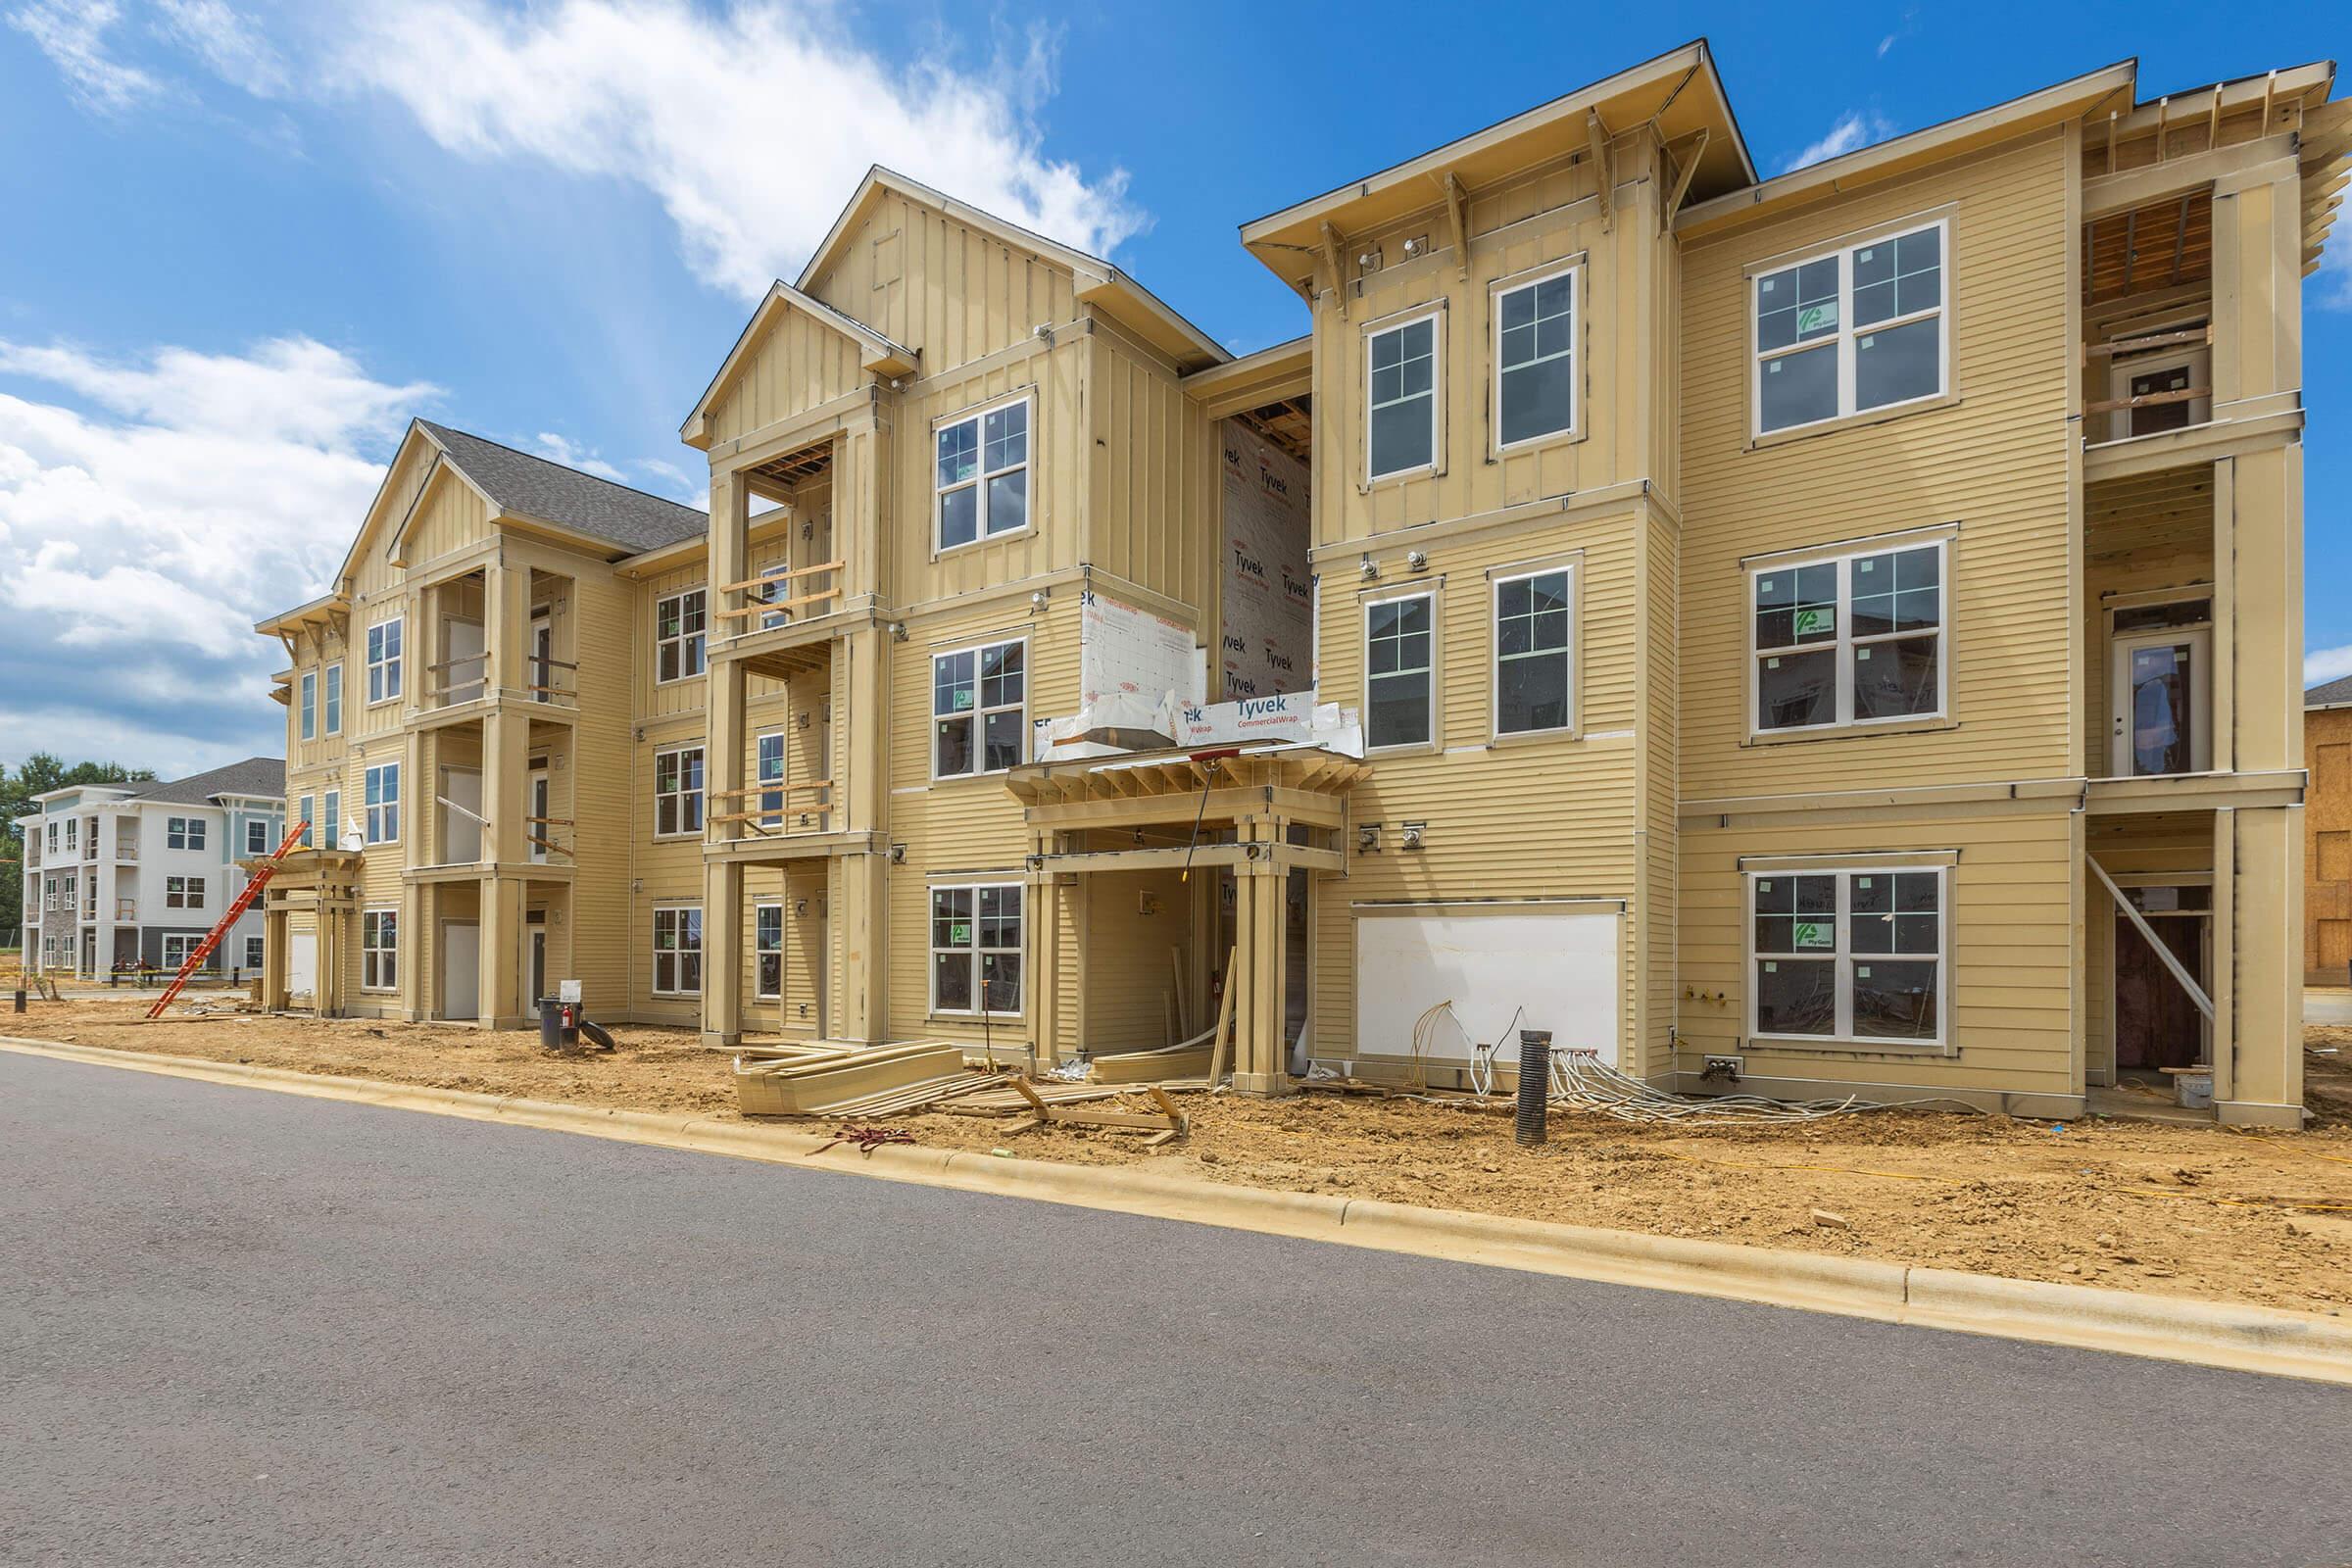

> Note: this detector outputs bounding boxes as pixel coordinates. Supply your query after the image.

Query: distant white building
[15,758,286,980]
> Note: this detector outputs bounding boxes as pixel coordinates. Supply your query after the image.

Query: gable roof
[800,166,1228,373]
[2308,674,2352,709]
[415,421,708,554]
[128,757,286,807]
[680,281,917,447]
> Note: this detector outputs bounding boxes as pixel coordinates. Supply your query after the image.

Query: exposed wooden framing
[2087,855,2215,1020]
[2084,324,2213,361]
[1662,127,1709,227]
[1318,220,1348,319]
[1202,943,1240,1090]
[711,587,842,620]
[1442,172,1471,279]
[2119,205,2137,294]
[2082,384,2211,416]
[716,560,844,595]
[1588,110,1616,229]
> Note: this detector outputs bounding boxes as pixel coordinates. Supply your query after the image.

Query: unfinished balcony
[709,433,879,681]
[2080,191,2222,479]
[414,565,581,727]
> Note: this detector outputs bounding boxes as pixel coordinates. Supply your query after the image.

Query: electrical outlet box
[1702,1054,1744,1080]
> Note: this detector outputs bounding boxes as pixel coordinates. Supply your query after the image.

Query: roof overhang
[1182,334,1312,414]
[680,279,920,450]
[255,590,348,638]
[1676,60,2140,241]
[615,532,707,577]
[795,166,1229,377]
[1240,40,1753,290]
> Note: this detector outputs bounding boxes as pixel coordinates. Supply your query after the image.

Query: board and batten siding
[1676,127,2079,800]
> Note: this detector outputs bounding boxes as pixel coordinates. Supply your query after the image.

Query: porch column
[702,656,746,1048]
[1232,819,1292,1097]
[2221,806,2303,1127]
[479,872,524,1029]
[1028,835,1063,1068]
[263,901,289,1010]
[834,850,889,1045]
[398,880,425,1021]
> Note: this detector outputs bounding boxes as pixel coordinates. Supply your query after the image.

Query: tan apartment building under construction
[260,42,2349,1129]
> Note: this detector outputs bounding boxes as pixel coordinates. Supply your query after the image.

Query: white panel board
[1078,591,1200,712]
[1353,910,1619,1066]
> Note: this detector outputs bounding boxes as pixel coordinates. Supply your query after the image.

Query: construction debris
[1001,1079,1189,1148]
[731,1041,976,1117]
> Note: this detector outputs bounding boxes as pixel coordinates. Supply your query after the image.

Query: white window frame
[933,392,1034,555]
[1364,307,1444,483]
[1362,588,1440,754]
[755,900,784,1001]
[245,818,270,856]
[167,816,206,852]
[1744,864,1950,1050]
[367,616,404,706]
[652,904,702,997]
[364,762,401,846]
[930,637,1028,781]
[362,906,398,992]
[1491,261,1583,453]
[1747,535,1950,739]
[161,934,206,970]
[654,588,707,685]
[755,731,786,826]
[165,875,205,909]
[299,670,318,742]
[322,790,341,852]
[1750,217,1950,439]
[323,662,343,735]
[653,745,706,839]
[244,935,267,971]
[297,795,315,850]
[1490,561,1580,740]
[928,882,1023,1018]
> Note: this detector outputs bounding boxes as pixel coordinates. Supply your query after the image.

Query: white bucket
[2174,1069,2215,1110]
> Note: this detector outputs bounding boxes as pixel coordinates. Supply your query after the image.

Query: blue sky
[1,1,2345,775]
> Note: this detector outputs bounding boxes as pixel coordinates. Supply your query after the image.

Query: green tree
[0,754,157,947]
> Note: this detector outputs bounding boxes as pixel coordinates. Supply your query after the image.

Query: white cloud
[529,431,627,483]
[1877,34,1895,58]
[0,337,433,763]
[1781,110,1897,174]
[5,0,160,111]
[323,0,1144,300]
[2316,234,2352,314]
[2308,645,2352,686]
[153,0,287,97]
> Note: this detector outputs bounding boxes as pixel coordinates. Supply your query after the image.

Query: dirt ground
[14,997,2352,1317]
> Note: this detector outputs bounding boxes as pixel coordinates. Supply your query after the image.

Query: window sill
[1360,462,1443,494]
[930,767,1019,785]
[1485,724,1584,750]
[1364,741,1444,760]
[1746,390,1962,452]
[1491,424,1587,463]
[925,1012,1026,1027]
[1746,1032,1952,1057]
[933,523,1033,561]
[1741,715,1958,749]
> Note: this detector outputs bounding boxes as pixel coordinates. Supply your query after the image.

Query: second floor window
[245,818,270,856]
[933,640,1024,778]
[1494,567,1575,736]
[756,732,785,826]
[364,763,400,845]
[1368,314,1439,479]
[1752,541,1944,735]
[297,795,315,849]
[166,875,204,909]
[654,745,705,836]
[936,396,1030,550]
[300,671,318,741]
[1753,220,1946,435]
[367,617,403,704]
[656,589,707,683]
[167,817,205,852]
[1495,268,1576,448]
[324,663,343,734]
[1365,592,1435,750]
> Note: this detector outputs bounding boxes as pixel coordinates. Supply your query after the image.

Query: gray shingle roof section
[417,421,708,554]
[129,757,286,807]
[2308,674,2352,708]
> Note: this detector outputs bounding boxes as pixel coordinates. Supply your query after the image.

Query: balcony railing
[2083,323,2214,447]
[707,782,835,842]
[115,898,136,921]
[711,560,845,633]
[114,841,138,861]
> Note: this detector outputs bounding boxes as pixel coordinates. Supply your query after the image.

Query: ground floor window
[755,902,783,999]
[930,883,1022,1015]
[161,934,208,971]
[362,907,398,992]
[244,935,266,970]
[653,906,703,997]
[1749,865,1945,1046]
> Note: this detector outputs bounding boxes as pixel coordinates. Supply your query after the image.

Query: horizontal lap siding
[1677,807,2079,1093]
[629,564,708,1025]
[568,564,635,1019]
[883,595,1080,1052]
[890,346,1084,605]
[1677,130,2077,799]
[1314,512,1642,1060]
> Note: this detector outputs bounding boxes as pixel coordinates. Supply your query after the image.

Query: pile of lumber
[732,1041,980,1117]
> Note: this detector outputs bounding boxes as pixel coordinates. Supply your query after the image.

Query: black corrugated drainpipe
[1515,1030,1552,1148]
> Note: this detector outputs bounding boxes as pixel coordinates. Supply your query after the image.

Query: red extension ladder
[145,819,310,1019]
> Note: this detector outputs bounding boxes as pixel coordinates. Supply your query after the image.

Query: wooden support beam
[2170,191,2191,283]
[1662,127,1709,228]
[1443,172,1470,280]
[716,559,845,595]
[1319,220,1348,320]
[2082,384,2211,416]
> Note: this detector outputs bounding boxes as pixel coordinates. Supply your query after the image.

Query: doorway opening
[2112,883,2211,1084]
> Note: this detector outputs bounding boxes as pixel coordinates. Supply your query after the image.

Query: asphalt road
[5,1050,2348,1568]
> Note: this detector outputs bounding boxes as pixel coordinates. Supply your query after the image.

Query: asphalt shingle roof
[129,757,286,807]
[417,421,708,555]
[2307,674,2352,708]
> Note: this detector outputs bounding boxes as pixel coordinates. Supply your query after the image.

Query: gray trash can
[538,996,579,1051]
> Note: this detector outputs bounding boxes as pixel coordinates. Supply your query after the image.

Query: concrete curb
[7,1034,2349,1386]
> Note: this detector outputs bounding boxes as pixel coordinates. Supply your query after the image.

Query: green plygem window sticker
[954,688,973,710]
[952,922,971,944]
[1793,607,1833,636]
[1796,301,1838,334]
[1794,921,1830,950]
